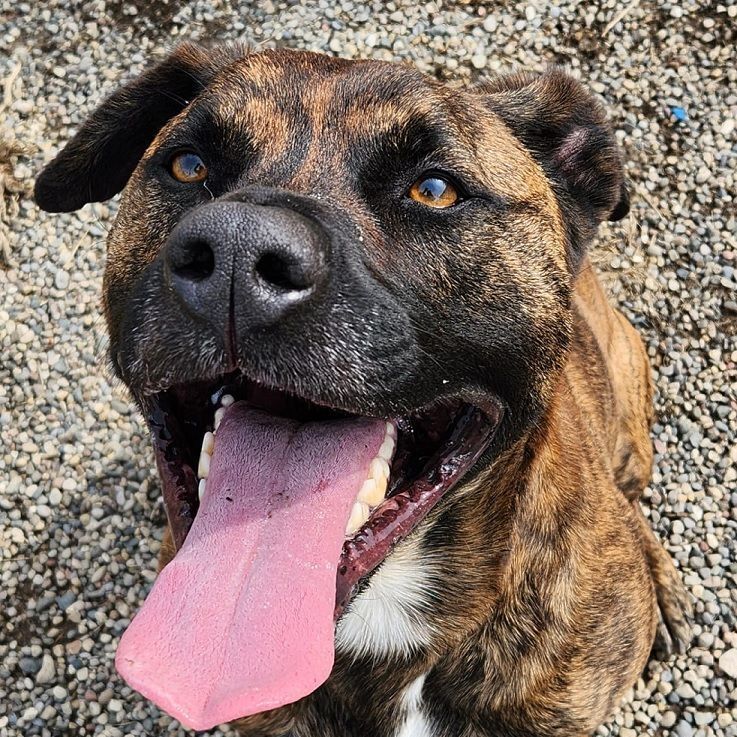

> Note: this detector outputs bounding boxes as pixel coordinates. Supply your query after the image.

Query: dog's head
[36,43,628,730]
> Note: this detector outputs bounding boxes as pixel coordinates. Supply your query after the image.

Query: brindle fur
[36,43,691,737]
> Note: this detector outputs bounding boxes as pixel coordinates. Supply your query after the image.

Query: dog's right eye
[169,152,208,183]
[408,174,459,209]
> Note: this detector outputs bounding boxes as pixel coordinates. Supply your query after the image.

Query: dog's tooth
[386,421,397,438]
[378,436,395,461]
[375,473,388,497]
[357,478,385,507]
[370,457,391,481]
[201,431,215,456]
[198,452,211,480]
[221,394,235,407]
[214,407,226,431]
[345,501,370,537]
[198,479,206,502]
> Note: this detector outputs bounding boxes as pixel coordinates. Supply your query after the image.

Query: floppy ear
[35,42,248,213]
[479,69,630,265]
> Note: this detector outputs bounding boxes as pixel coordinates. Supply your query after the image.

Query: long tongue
[116,404,385,731]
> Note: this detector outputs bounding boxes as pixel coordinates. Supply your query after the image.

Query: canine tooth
[201,431,215,455]
[370,457,391,481]
[221,394,235,407]
[357,478,378,505]
[376,473,388,495]
[198,452,211,479]
[345,501,370,536]
[198,479,206,501]
[214,407,226,431]
[358,477,386,507]
[378,436,395,461]
[386,422,397,438]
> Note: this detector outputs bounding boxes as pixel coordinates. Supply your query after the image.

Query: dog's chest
[296,673,435,737]
[331,539,437,736]
[395,674,433,737]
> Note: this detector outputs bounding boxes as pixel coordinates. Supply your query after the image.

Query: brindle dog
[36,43,691,737]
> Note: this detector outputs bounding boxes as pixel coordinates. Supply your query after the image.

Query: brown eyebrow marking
[233,97,294,160]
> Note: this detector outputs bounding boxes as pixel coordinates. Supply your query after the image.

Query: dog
[35,43,691,737]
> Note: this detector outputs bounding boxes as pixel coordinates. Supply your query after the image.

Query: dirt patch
[95,0,188,30]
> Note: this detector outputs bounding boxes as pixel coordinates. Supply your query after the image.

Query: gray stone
[719,648,737,679]
[18,657,41,676]
[35,654,55,685]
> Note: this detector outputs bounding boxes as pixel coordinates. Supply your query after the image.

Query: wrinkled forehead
[208,50,442,140]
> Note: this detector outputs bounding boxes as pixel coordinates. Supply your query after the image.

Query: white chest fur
[396,673,432,737]
[335,537,437,659]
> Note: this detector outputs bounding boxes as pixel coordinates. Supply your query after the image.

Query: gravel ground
[1,1,735,735]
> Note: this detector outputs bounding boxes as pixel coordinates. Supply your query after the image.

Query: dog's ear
[480,69,630,265]
[35,43,247,213]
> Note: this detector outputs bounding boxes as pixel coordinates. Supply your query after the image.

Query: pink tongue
[116,404,385,731]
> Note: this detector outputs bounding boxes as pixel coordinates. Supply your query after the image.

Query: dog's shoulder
[570,261,654,498]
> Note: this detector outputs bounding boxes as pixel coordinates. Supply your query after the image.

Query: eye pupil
[419,178,446,199]
[181,154,201,175]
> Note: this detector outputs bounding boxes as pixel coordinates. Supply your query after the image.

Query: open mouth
[116,369,499,730]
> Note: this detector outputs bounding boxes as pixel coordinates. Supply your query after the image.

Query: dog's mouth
[116,369,499,730]
[147,371,499,609]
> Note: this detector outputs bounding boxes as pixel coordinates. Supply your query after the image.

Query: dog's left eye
[169,152,208,183]
[408,174,459,209]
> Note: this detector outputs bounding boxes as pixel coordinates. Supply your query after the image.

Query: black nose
[165,201,327,328]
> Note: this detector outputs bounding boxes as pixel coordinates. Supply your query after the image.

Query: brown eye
[170,152,208,183]
[408,174,459,208]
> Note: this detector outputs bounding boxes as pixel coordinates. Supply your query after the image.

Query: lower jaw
[142,381,501,619]
[335,404,497,617]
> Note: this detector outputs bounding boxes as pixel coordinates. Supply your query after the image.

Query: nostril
[255,252,311,292]
[170,239,216,282]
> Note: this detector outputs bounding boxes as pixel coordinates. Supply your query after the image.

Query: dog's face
[36,44,628,730]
